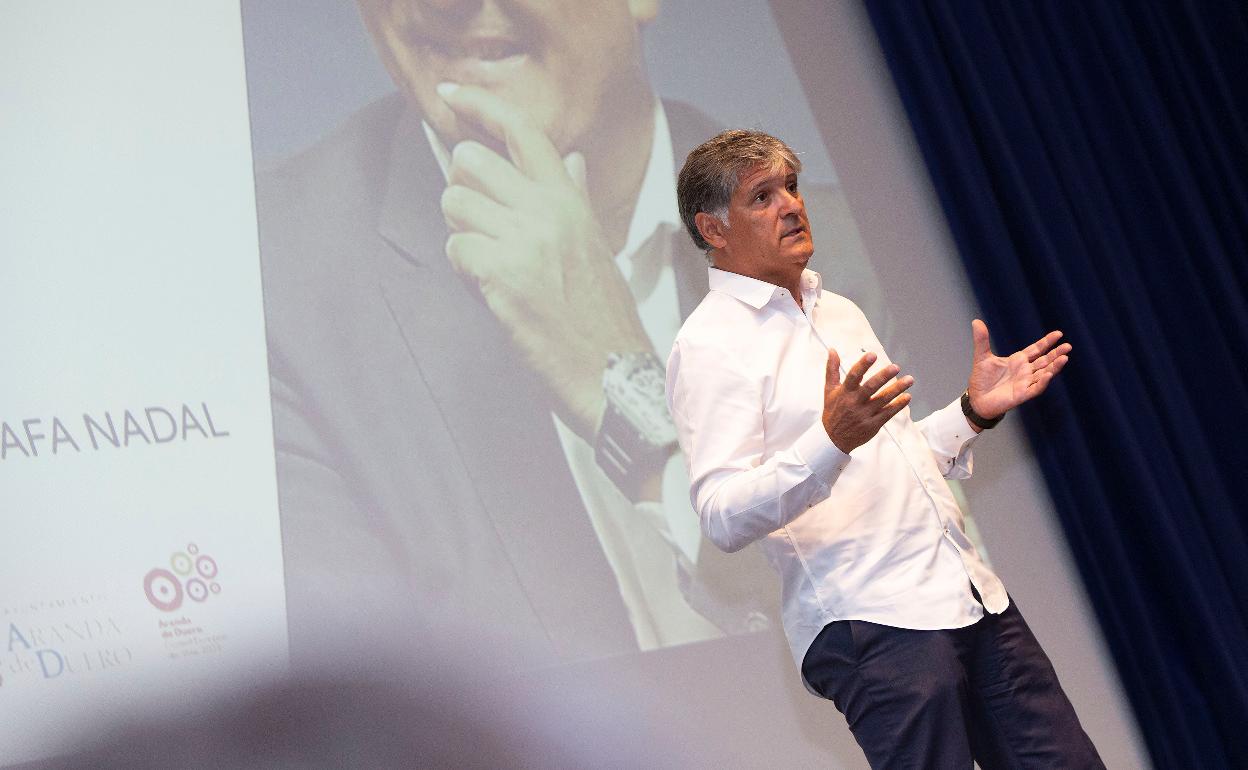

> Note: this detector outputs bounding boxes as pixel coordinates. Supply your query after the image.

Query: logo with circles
[142,543,221,612]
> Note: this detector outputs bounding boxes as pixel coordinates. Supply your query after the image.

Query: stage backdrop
[0,2,287,764]
[1,1,1146,766]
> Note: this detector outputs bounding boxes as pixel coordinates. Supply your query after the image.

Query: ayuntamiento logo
[143,543,221,612]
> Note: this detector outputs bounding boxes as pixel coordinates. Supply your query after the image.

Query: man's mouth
[781,225,807,240]
[417,30,532,81]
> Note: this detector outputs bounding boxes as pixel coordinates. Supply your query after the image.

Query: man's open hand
[966,319,1071,422]
[435,83,651,439]
[822,350,914,454]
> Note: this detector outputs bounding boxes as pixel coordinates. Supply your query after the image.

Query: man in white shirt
[667,129,1103,768]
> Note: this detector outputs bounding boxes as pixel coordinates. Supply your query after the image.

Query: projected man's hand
[435,82,652,440]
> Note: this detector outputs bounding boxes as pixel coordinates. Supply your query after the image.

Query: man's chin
[783,239,815,262]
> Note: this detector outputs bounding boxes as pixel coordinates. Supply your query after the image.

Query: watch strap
[961,389,1004,430]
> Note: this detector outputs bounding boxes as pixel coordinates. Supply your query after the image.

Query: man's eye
[755,192,768,203]
[788,182,799,194]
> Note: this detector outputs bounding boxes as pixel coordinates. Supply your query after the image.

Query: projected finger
[445,231,499,284]
[448,140,530,208]
[441,184,515,238]
[437,82,565,183]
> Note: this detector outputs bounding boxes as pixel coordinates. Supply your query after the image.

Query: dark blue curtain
[862,1,1248,766]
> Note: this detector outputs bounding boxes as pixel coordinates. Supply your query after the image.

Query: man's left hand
[966,319,1071,422]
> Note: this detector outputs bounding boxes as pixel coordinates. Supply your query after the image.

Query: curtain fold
[863,1,1248,766]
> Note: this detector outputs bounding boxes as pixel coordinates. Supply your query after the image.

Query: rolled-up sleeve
[666,338,850,553]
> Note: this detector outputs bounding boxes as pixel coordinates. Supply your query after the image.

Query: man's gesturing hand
[822,350,914,454]
[966,319,1071,423]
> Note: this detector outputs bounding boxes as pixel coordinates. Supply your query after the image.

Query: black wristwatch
[595,352,678,502]
[961,389,1004,430]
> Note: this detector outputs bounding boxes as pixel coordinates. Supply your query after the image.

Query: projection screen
[1,1,1146,766]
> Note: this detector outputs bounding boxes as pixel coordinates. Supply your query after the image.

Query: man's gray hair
[676,129,802,252]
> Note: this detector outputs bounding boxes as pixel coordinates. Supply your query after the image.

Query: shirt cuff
[791,421,851,490]
[923,398,981,478]
[925,398,981,457]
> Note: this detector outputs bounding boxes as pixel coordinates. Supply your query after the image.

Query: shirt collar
[618,100,681,263]
[708,266,822,309]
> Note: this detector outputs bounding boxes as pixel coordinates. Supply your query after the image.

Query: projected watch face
[603,352,678,445]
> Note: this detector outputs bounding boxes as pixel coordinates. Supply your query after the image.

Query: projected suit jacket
[256,94,886,669]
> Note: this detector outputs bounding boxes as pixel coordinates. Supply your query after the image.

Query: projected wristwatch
[595,351,679,502]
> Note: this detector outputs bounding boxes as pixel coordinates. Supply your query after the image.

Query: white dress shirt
[666,267,1009,684]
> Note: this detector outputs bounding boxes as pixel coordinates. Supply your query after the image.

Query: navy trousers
[801,597,1104,769]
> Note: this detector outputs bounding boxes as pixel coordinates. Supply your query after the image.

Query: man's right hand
[822,350,914,454]
[435,83,652,441]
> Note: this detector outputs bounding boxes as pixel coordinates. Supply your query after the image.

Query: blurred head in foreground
[52,626,686,769]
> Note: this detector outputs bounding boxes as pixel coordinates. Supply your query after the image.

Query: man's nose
[778,188,803,217]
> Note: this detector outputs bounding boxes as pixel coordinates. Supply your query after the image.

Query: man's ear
[629,0,660,25]
[694,211,728,250]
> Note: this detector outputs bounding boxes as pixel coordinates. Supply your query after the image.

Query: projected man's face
[358,0,659,152]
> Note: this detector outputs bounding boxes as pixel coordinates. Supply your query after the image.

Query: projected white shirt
[666,267,1010,682]
[426,103,720,649]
